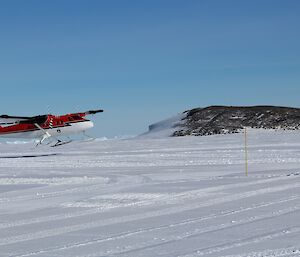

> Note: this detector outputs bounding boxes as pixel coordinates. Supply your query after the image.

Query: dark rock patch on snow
[172,106,300,136]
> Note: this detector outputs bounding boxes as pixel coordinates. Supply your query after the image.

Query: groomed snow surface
[0,130,300,257]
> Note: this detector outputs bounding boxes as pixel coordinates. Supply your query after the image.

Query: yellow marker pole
[244,127,248,176]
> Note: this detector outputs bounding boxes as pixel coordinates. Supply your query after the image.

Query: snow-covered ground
[0,130,300,257]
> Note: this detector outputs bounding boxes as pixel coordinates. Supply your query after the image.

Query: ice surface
[0,130,300,256]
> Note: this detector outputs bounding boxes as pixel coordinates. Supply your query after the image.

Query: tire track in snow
[2,181,300,249]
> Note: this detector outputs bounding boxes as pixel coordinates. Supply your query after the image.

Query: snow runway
[0,131,300,256]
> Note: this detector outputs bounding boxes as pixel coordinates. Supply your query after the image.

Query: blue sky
[0,0,299,137]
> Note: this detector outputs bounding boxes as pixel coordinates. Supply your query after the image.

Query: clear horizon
[1,0,299,137]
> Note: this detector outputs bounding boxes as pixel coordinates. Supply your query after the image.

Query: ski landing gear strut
[35,123,72,147]
[51,139,72,147]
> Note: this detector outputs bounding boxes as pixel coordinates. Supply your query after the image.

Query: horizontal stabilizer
[85,109,104,115]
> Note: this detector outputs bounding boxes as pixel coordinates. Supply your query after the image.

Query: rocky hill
[144,106,300,137]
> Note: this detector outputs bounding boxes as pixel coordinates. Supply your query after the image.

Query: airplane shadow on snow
[0,153,61,159]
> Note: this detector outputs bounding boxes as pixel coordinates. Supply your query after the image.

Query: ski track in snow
[1,180,299,247]
[0,178,299,230]
[15,196,300,257]
[0,131,300,257]
[178,227,300,257]
[221,247,300,257]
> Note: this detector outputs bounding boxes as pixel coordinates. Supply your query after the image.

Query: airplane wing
[0,115,30,125]
[0,115,48,125]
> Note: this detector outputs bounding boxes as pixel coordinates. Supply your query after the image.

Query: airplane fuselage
[0,113,94,139]
[0,121,94,138]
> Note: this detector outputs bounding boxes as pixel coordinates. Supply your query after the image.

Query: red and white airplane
[0,109,103,147]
